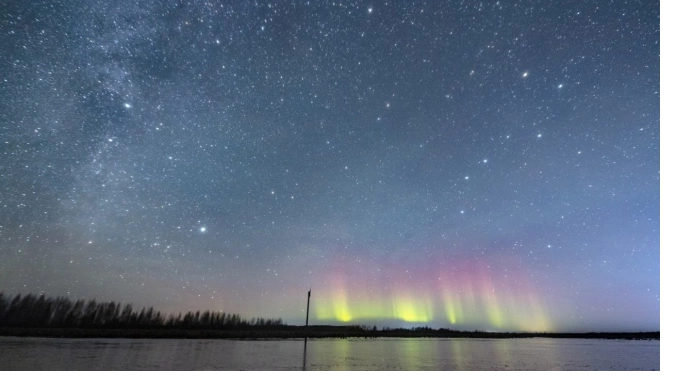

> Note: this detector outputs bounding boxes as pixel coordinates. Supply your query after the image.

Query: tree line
[0,292,285,329]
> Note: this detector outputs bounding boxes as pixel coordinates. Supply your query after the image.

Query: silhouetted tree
[182,311,194,327]
[120,303,133,326]
[0,292,8,324]
[81,299,98,327]
[51,297,74,327]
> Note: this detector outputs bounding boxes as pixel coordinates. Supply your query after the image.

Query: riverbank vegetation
[0,292,284,329]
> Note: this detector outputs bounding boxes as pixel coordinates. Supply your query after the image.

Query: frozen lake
[0,336,659,370]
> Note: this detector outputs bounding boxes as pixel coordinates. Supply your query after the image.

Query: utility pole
[305,289,311,327]
[303,289,311,371]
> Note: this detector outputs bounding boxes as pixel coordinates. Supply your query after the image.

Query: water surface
[0,336,659,370]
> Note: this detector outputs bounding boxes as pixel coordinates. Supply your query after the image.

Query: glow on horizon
[309,258,553,331]
[312,289,552,331]
[392,293,433,322]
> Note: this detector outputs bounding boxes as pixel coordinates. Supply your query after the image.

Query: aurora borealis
[0,1,660,332]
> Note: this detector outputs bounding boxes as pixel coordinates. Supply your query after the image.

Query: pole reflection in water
[302,337,308,371]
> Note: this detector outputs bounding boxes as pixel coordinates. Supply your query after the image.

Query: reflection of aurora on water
[313,258,551,331]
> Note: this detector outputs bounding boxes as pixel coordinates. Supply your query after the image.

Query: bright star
[200,227,206,233]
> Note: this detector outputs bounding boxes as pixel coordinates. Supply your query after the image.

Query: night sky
[0,1,659,332]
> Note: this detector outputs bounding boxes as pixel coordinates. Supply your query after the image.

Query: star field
[0,1,659,331]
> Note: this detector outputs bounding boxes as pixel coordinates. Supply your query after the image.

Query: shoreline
[0,327,660,340]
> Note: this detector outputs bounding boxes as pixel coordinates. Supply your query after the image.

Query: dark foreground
[0,326,660,340]
[0,336,660,370]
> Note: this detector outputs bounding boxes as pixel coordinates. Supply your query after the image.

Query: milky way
[0,1,659,331]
